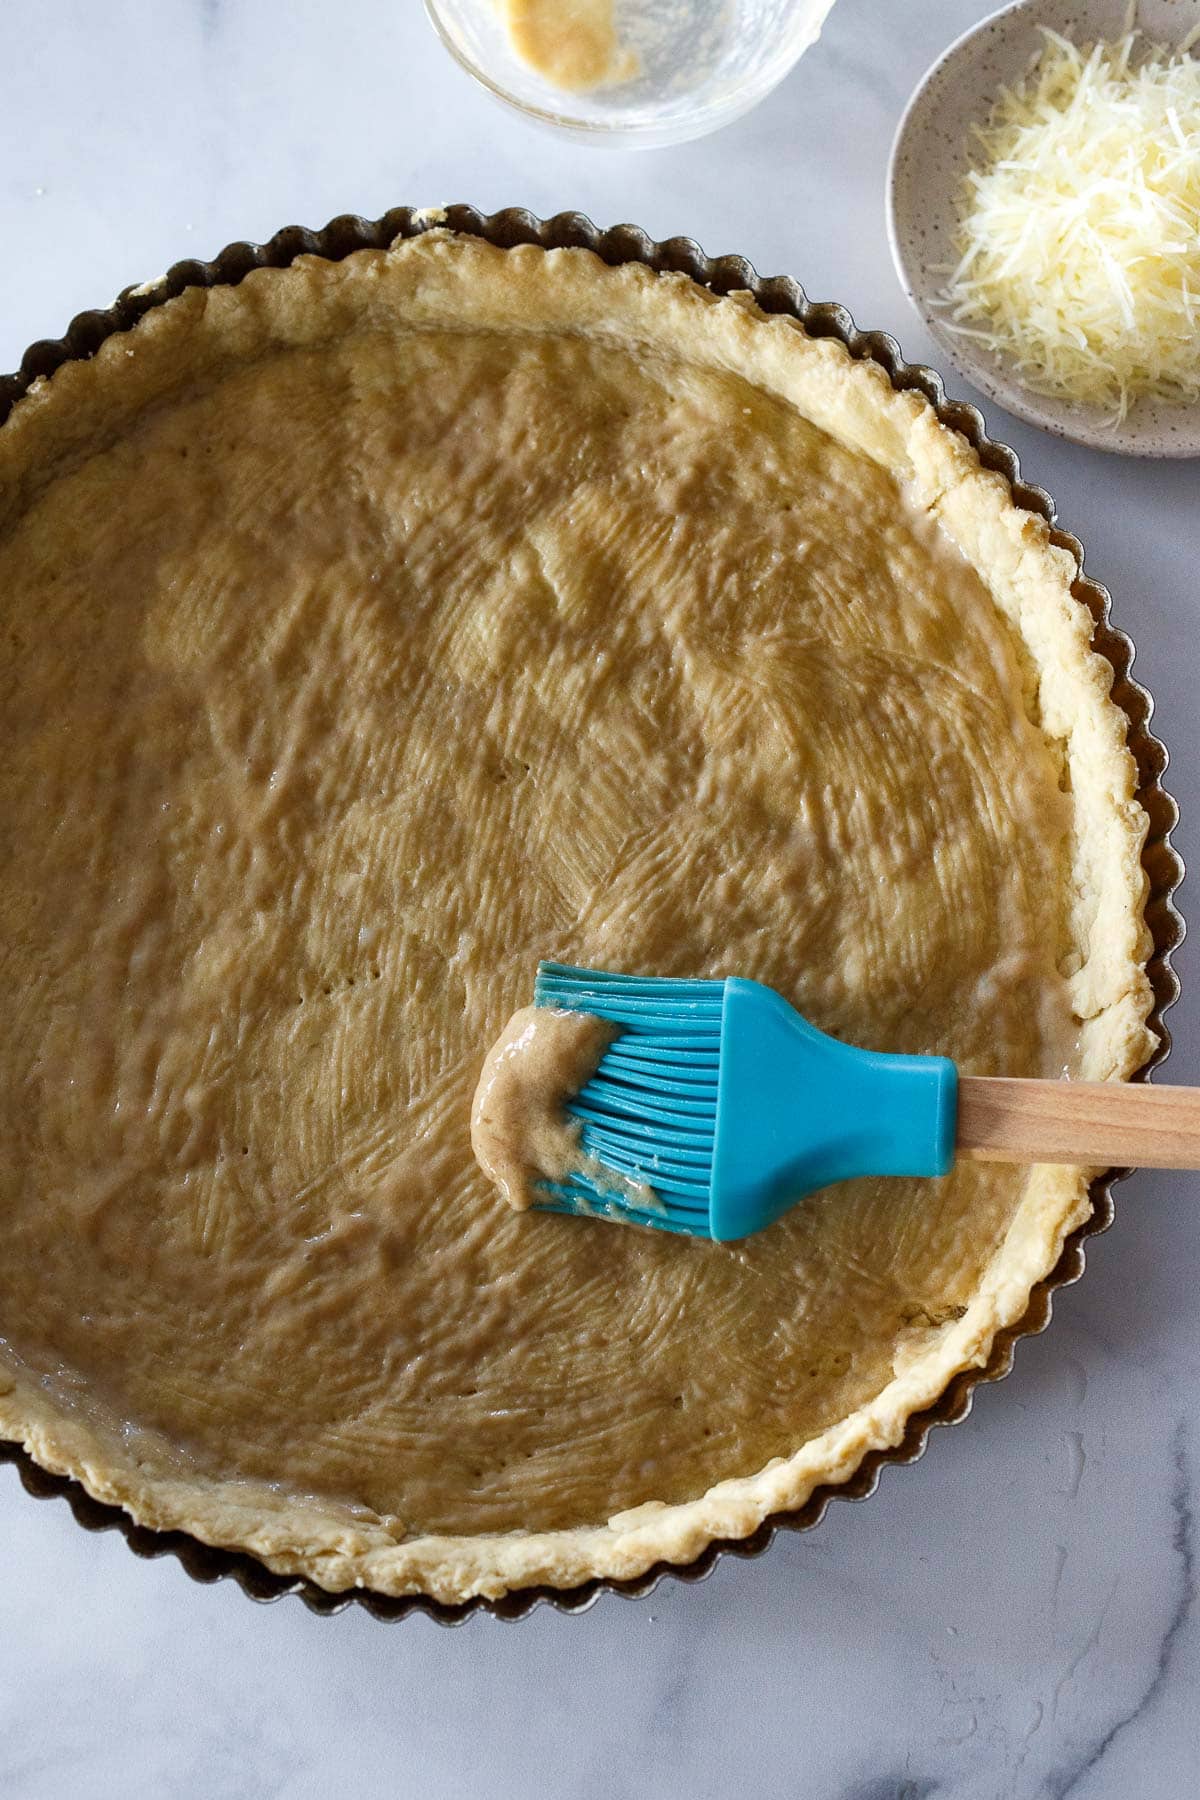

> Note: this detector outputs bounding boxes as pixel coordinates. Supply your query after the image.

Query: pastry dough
[0,234,1154,1600]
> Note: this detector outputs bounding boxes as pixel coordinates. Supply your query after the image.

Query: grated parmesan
[940,12,1200,422]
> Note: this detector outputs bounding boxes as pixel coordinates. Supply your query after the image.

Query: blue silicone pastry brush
[531,963,1200,1241]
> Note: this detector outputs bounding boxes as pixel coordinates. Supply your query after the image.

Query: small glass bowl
[423,1,839,148]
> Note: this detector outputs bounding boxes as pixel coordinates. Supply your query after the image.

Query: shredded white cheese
[940,14,1200,422]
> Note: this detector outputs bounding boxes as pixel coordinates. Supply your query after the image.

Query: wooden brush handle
[957,1077,1200,1170]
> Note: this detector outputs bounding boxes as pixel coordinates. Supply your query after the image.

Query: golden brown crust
[0,232,1154,1601]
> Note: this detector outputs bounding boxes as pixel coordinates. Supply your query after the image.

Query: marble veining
[1047,1421,1195,1797]
[0,2,1197,1797]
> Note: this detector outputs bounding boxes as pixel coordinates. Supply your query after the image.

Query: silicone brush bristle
[532,962,722,1236]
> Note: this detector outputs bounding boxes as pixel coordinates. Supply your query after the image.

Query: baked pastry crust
[0,233,1154,1601]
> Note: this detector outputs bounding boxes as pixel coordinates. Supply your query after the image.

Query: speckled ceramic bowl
[0,203,1184,1622]
[888,0,1200,457]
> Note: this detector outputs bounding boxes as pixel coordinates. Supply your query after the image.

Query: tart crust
[0,233,1153,1601]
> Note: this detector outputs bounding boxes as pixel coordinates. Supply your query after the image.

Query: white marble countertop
[0,3,1197,1795]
